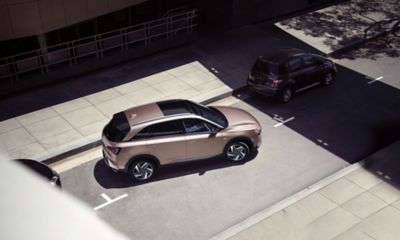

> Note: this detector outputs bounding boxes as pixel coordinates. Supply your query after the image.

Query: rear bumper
[102,149,122,172]
[247,80,279,97]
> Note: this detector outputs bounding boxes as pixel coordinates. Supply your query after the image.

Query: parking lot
[56,58,400,238]
[57,95,346,240]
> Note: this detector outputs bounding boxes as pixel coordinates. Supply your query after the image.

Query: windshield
[188,102,228,128]
[104,112,130,142]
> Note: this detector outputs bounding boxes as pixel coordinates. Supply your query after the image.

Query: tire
[129,158,156,181]
[322,72,333,86]
[224,140,250,162]
[279,87,293,103]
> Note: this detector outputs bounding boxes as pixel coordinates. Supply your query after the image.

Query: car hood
[213,106,260,128]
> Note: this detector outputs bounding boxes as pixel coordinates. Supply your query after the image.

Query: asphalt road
[59,95,348,240]
[57,54,400,239]
[53,25,400,240]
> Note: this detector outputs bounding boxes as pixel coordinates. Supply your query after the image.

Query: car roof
[123,99,193,126]
[259,48,305,64]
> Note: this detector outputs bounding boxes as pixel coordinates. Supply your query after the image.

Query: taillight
[107,146,121,155]
[271,80,282,88]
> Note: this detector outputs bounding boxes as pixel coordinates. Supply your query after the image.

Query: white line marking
[367,76,383,84]
[101,193,112,202]
[94,193,128,211]
[296,82,320,93]
[274,117,295,127]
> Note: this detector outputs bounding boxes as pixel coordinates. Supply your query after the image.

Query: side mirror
[210,127,219,135]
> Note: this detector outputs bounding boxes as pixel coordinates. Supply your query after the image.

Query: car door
[183,118,225,160]
[286,56,309,90]
[301,54,324,84]
[144,120,187,165]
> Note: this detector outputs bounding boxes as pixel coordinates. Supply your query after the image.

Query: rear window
[253,58,282,75]
[104,112,130,142]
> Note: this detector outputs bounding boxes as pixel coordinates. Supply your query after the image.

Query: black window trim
[132,119,185,140]
[183,118,215,135]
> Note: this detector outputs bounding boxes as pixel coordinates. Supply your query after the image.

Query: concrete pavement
[212,141,400,240]
[0,62,233,161]
[276,0,399,56]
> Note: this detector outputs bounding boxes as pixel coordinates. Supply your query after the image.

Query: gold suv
[102,99,262,181]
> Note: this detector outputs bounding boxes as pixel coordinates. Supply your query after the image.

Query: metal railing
[0,8,198,82]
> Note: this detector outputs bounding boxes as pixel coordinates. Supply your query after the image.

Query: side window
[132,126,152,140]
[302,55,316,66]
[132,120,184,139]
[287,57,303,72]
[150,120,185,137]
[184,119,210,134]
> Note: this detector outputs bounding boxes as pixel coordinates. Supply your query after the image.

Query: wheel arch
[224,136,254,152]
[126,154,161,171]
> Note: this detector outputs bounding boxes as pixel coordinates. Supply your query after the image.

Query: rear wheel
[279,88,293,103]
[129,158,156,181]
[224,141,250,162]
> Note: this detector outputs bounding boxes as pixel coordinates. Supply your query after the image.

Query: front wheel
[129,159,156,181]
[224,141,250,162]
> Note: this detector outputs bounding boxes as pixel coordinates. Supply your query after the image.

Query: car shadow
[94,150,258,189]
[237,64,400,164]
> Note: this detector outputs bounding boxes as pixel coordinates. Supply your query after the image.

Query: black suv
[247,48,337,103]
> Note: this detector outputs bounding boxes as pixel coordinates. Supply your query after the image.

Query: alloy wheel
[226,142,249,161]
[132,161,154,181]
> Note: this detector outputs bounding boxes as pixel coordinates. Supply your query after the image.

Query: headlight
[254,127,262,135]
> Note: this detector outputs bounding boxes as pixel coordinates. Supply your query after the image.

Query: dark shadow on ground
[363,141,400,188]
[237,64,400,164]
[94,151,257,189]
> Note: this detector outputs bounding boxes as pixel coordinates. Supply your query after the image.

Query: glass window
[134,120,184,139]
[133,126,152,140]
[287,57,303,71]
[184,119,210,134]
[188,102,228,128]
[302,55,316,66]
[253,59,280,75]
[104,112,130,142]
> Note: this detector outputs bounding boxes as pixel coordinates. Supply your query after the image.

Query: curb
[326,27,397,57]
[209,161,364,240]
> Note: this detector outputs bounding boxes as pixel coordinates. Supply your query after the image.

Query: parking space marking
[317,139,329,146]
[273,116,295,127]
[94,193,128,211]
[367,76,383,84]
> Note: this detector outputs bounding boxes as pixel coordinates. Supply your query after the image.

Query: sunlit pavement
[217,141,400,240]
